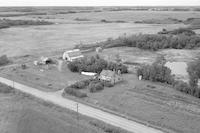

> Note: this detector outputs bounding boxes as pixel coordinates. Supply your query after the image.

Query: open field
[0,23,185,57]
[0,84,102,133]
[1,8,200,57]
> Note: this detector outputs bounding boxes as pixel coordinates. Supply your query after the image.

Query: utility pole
[76,103,79,127]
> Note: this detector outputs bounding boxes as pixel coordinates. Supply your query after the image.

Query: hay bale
[0,55,9,66]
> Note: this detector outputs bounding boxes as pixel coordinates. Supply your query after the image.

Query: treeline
[0,12,47,17]
[76,28,200,51]
[158,28,196,36]
[0,19,53,29]
[137,56,174,84]
[137,56,200,99]
[182,58,200,98]
[68,55,128,74]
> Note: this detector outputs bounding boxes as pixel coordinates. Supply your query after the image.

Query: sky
[0,0,200,6]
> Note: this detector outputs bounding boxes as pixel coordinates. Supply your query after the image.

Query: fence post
[76,103,79,126]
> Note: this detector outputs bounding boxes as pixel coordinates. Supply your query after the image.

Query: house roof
[100,70,115,77]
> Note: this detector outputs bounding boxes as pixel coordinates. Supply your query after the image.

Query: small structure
[99,70,122,85]
[96,47,103,53]
[40,57,53,64]
[138,75,142,80]
[62,49,84,62]
[21,64,27,69]
[81,71,97,76]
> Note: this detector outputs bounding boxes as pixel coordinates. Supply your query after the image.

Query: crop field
[0,8,200,57]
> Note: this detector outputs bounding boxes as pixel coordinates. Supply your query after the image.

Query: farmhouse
[62,49,84,62]
[99,70,122,84]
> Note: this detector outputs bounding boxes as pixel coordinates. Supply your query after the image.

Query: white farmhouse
[62,49,84,62]
[99,70,122,85]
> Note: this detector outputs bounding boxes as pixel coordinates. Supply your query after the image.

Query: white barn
[62,49,84,62]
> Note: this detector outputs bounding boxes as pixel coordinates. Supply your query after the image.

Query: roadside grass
[0,83,14,93]
[0,82,132,133]
[89,119,129,133]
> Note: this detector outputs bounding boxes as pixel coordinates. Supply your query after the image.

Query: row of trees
[185,57,200,98]
[158,28,196,36]
[68,55,128,74]
[103,33,200,51]
[137,56,174,84]
[0,18,53,29]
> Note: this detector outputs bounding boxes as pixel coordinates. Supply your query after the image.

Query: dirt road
[0,76,165,133]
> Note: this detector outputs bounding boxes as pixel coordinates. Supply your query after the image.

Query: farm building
[62,49,84,62]
[96,47,103,53]
[99,70,122,84]
[40,57,53,64]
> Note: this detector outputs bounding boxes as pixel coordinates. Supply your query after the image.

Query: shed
[40,57,53,64]
[62,49,84,62]
[99,70,122,84]
[96,47,103,53]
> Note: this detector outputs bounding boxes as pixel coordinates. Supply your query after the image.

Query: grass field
[0,83,131,133]
[1,9,199,57]
[0,85,100,133]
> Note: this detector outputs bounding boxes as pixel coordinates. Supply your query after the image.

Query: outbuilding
[96,47,103,53]
[62,49,84,62]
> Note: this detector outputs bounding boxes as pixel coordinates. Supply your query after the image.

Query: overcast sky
[0,0,200,6]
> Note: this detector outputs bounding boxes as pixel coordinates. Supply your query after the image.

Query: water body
[165,61,188,76]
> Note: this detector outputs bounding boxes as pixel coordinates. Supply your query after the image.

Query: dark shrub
[67,61,79,72]
[103,81,114,87]
[70,79,91,89]
[88,82,104,93]
[146,84,156,89]
[174,81,190,92]
[70,81,86,89]
[0,84,14,93]
[0,55,9,66]
[63,87,87,98]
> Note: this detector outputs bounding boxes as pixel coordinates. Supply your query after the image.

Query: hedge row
[63,87,87,98]
[68,55,128,74]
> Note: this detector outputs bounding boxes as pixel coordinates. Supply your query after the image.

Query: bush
[88,82,104,93]
[0,83,14,93]
[174,81,190,92]
[0,55,9,66]
[103,81,114,87]
[67,61,79,72]
[70,80,91,89]
[63,87,87,98]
